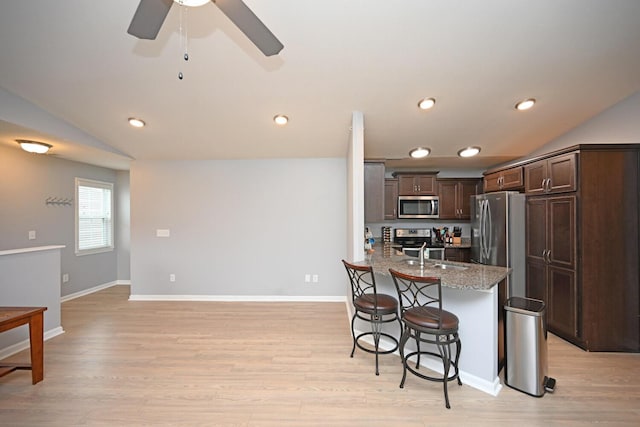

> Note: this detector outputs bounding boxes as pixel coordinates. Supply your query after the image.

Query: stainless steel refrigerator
[471,191,526,298]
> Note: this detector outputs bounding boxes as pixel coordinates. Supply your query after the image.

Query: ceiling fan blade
[127,0,174,40]
[213,0,284,56]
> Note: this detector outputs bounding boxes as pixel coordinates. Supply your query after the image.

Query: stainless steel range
[394,228,445,260]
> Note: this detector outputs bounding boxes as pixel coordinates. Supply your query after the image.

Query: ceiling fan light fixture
[515,98,536,111]
[409,147,431,159]
[16,139,52,154]
[128,117,146,128]
[417,97,436,110]
[273,115,289,126]
[457,146,481,158]
[173,0,210,7]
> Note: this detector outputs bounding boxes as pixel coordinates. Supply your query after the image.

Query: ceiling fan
[127,0,284,56]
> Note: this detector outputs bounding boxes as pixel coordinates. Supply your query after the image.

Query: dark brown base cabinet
[445,247,471,263]
[525,145,639,352]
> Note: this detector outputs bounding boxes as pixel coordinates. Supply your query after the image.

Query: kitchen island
[353,244,510,396]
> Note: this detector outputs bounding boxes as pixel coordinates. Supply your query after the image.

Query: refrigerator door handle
[484,199,493,261]
[479,200,485,261]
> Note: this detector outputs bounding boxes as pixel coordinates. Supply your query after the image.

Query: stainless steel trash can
[504,296,554,397]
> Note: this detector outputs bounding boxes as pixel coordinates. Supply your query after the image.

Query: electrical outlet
[312,274,319,283]
[304,274,311,283]
[62,273,69,283]
[28,230,36,240]
[169,274,176,282]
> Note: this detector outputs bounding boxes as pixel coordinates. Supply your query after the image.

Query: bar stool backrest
[389,269,443,328]
[342,260,379,308]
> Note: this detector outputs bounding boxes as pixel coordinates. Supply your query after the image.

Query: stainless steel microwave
[397,195,440,219]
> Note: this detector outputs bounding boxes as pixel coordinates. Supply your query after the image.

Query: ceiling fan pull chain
[178,3,188,79]
[183,5,189,61]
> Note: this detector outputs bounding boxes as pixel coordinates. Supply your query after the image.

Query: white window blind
[75,178,114,255]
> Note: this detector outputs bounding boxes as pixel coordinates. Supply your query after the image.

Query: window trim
[75,177,114,256]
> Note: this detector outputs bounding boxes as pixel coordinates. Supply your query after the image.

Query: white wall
[0,144,121,296]
[529,90,640,156]
[347,111,365,262]
[116,171,131,281]
[0,247,64,355]
[130,158,347,299]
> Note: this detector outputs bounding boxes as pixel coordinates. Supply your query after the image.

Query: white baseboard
[0,326,65,360]
[60,280,130,303]
[353,329,502,396]
[128,294,347,302]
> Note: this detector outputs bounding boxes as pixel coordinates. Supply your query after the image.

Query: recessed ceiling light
[409,147,431,159]
[173,0,209,7]
[128,117,146,128]
[417,97,436,110]
[16,139,52,154]
[515,98,536,111]
[458,146,481,157]
[273,115,289,125]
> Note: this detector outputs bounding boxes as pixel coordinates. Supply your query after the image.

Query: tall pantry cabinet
[525,145,639,352]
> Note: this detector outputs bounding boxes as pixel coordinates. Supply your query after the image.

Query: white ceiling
[1,0,640,171]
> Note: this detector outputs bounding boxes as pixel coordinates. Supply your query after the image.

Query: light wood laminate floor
[1,285,639,426]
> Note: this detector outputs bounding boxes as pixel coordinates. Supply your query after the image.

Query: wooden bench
[0,307,47,384]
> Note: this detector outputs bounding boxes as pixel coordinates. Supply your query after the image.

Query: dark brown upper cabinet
[484,166,523,193]
[437,179,481,220]
[525,153,576,195]
[396,174,437,195]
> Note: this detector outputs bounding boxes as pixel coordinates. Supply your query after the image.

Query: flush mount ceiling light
[273,115,289,126]
[173,0,209,7]
[16,139,52,154]
[128,117,146,128]
[417,97,436,110]
[409,147,431,159]
[458,146,481,158]
[515,98,536,111]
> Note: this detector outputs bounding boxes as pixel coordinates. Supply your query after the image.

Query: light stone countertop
[354,244,510,291]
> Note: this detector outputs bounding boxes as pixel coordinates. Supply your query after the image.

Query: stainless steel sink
[432,263,468,271]
[404,260,468,270]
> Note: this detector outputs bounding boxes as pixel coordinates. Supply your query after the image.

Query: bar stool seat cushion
[404,306,459,331]
[354,294,398,314]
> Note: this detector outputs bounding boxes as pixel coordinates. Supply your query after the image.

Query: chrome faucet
[419,242,427,267]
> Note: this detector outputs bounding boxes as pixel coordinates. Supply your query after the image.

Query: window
[75,178,114,255]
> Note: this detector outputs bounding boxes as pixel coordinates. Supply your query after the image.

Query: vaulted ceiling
[1,0,640,171]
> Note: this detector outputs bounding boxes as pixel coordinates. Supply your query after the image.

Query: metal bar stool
[342,260,402,375]
[389,269,462,409]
